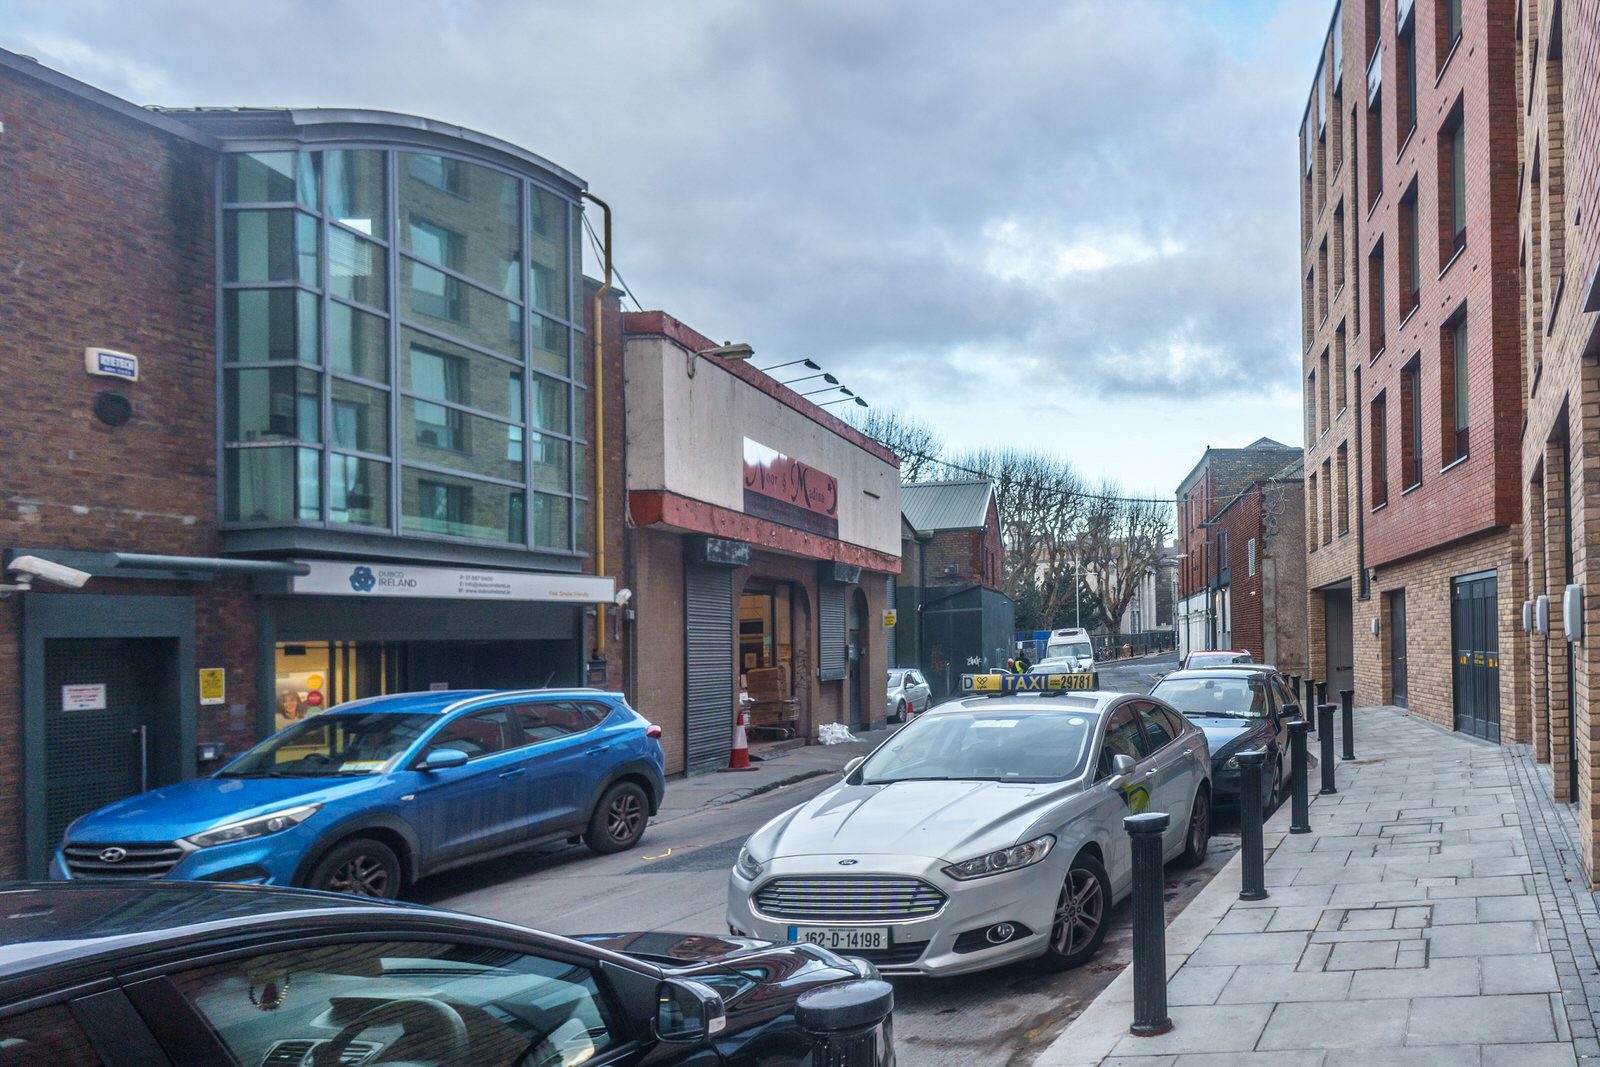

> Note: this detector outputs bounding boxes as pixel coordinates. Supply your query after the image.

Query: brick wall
[0,65,221,877]
[924,530,983,586]
[628,528,688,774]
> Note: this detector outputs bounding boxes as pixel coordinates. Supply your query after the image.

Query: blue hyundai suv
[50,689,667,898]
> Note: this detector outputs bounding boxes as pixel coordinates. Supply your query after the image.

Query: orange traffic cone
[722,704,759,772]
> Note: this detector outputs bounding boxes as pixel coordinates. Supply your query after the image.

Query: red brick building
[1300,0,1528,745]
[1212,461,1309,670]
[1175,439,1304,665]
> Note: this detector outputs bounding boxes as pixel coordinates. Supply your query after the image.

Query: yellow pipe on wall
[583,192,614,657]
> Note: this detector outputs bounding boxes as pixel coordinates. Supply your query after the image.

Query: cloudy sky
[11,0,1330,496]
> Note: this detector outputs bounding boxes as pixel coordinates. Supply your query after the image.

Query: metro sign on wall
[742,438,840,539]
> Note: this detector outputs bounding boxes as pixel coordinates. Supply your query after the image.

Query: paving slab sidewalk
[653,724,889,824]
[1037,705,1593,1066]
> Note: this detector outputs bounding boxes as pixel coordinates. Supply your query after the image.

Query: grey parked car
[887,668,932,722]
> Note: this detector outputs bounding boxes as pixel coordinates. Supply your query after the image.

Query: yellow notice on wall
[199,668,226,706]
[882,609,898,628]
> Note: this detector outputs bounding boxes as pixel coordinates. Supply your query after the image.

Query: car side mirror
[655,978,726,1043]
[420,747,469,771]
[844,756,865,778]
[1281,703,1303,722]
[1105,752,1136,788]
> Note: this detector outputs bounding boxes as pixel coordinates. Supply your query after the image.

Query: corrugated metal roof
[902,479,995,532]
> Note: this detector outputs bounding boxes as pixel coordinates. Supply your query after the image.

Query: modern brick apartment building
[1299,4,1365,705]
[1300,0,1529,745]
[1518,0,1600,871]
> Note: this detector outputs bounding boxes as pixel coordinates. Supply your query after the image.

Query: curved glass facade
[219,146,585,552]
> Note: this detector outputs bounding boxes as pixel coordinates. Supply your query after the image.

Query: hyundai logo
[98,847,127,864]
[838,859,858,866]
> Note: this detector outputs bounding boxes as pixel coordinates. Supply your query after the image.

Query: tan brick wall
[1362,529,1526,738]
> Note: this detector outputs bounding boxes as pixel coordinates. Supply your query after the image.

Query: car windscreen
[219,713,435,778]
[858,710,1095,784]
[1154,677,1268,719]
[1047,640,1093,660]
[1190,652,1252,667]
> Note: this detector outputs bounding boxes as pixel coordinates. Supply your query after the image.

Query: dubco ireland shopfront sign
[290,560,615,603]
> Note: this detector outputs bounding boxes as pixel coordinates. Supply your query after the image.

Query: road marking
[642,847,677,860]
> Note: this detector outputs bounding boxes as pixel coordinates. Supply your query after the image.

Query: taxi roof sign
[961,672,1099,694]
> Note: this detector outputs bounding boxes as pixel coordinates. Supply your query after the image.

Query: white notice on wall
[62,684,107,711]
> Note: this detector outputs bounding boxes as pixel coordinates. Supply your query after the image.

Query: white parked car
[1044,628,1096,672]
[886,668,932,722]
[727,689,1212,976]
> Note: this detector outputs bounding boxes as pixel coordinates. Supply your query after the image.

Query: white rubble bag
[818,722,856,745]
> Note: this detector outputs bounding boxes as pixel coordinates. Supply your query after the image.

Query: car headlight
[184,804,321,849]
[1224,755,1240,769]
[942,834,1056,881]
[734,846,764,881]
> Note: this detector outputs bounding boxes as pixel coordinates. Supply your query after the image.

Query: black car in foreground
[0,881,892,1066]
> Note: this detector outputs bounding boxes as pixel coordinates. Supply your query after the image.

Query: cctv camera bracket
[0,577,33,598]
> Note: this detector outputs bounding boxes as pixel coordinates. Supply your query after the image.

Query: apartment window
[1320,348,1332,432]
[1333,203,1347,293]
[1364,0,1379,57]
[1321,458,1334,544]
[1440,105,1467,260]
[1397,19,1417,145]
[1318,239,1330,322]
[1438,0,1463,68]
[1304,269,1316,351]
[1307,369,1319,442]
[1334,322,1348,414]
[1309,471,1320,551]
[1400,184,1420,317]
[1441,307,1469,463]
[1337,443,1351,533]
[1544,13,1566,325]
[1247,537,1257,577]
[1400,356,1423,490]
[1371,390,1389,506]
[1369,241,1386,354]
[1366,90,1384,210]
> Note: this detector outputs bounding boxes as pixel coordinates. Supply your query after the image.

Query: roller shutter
[818,583,847,682]
[684,564,734,771]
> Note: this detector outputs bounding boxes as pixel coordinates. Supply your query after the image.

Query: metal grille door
[1451,573,1500,741]
[43,639,153,848]
[818,585,846,681]
[684,565,734,772]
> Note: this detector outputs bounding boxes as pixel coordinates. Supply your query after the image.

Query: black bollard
[1126,811,1173,1037]
[796,979,895,1066]
[1340,689,1356,761]
[1303,678,1317,732]
[1317,703,1338,795]
[1316,681,1328,708]
[1289,672,1301,694]
[1236,750,1269,901]
[1288,719,1311,833]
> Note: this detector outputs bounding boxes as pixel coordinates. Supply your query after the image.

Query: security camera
[614,588,634,607]
[8,555,92,589]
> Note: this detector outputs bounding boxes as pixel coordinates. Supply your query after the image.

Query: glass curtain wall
[220,147,586,552]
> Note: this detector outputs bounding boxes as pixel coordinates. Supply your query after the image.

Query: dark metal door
[1323,588,1354,698]
[1390,591,1408,708]
[1451,572,1500,741]
[42,639,161,849]
[684,564,734,772]
[847,592,863,728]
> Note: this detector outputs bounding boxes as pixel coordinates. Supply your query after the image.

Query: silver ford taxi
[727,673,1212,977]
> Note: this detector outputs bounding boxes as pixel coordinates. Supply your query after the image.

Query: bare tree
[847,408,944,481]
[943,449,1084,616]
[1079,484,1174,636]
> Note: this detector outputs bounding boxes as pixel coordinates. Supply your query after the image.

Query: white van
[1043,628,1096,671]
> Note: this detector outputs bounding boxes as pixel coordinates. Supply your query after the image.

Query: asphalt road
[423,649,1241,1066]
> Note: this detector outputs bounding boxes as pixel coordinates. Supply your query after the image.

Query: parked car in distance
[728,684,1211,976]
[1181,649,1255,670]
[0,880,892,1067]
[1044,628,1096,671]
[52,689,666,899]
[887,668,933,721]
[1150,667,1294,810]
[1030,657,1090,676]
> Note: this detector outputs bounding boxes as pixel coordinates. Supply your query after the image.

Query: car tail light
[646,724,663,739]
